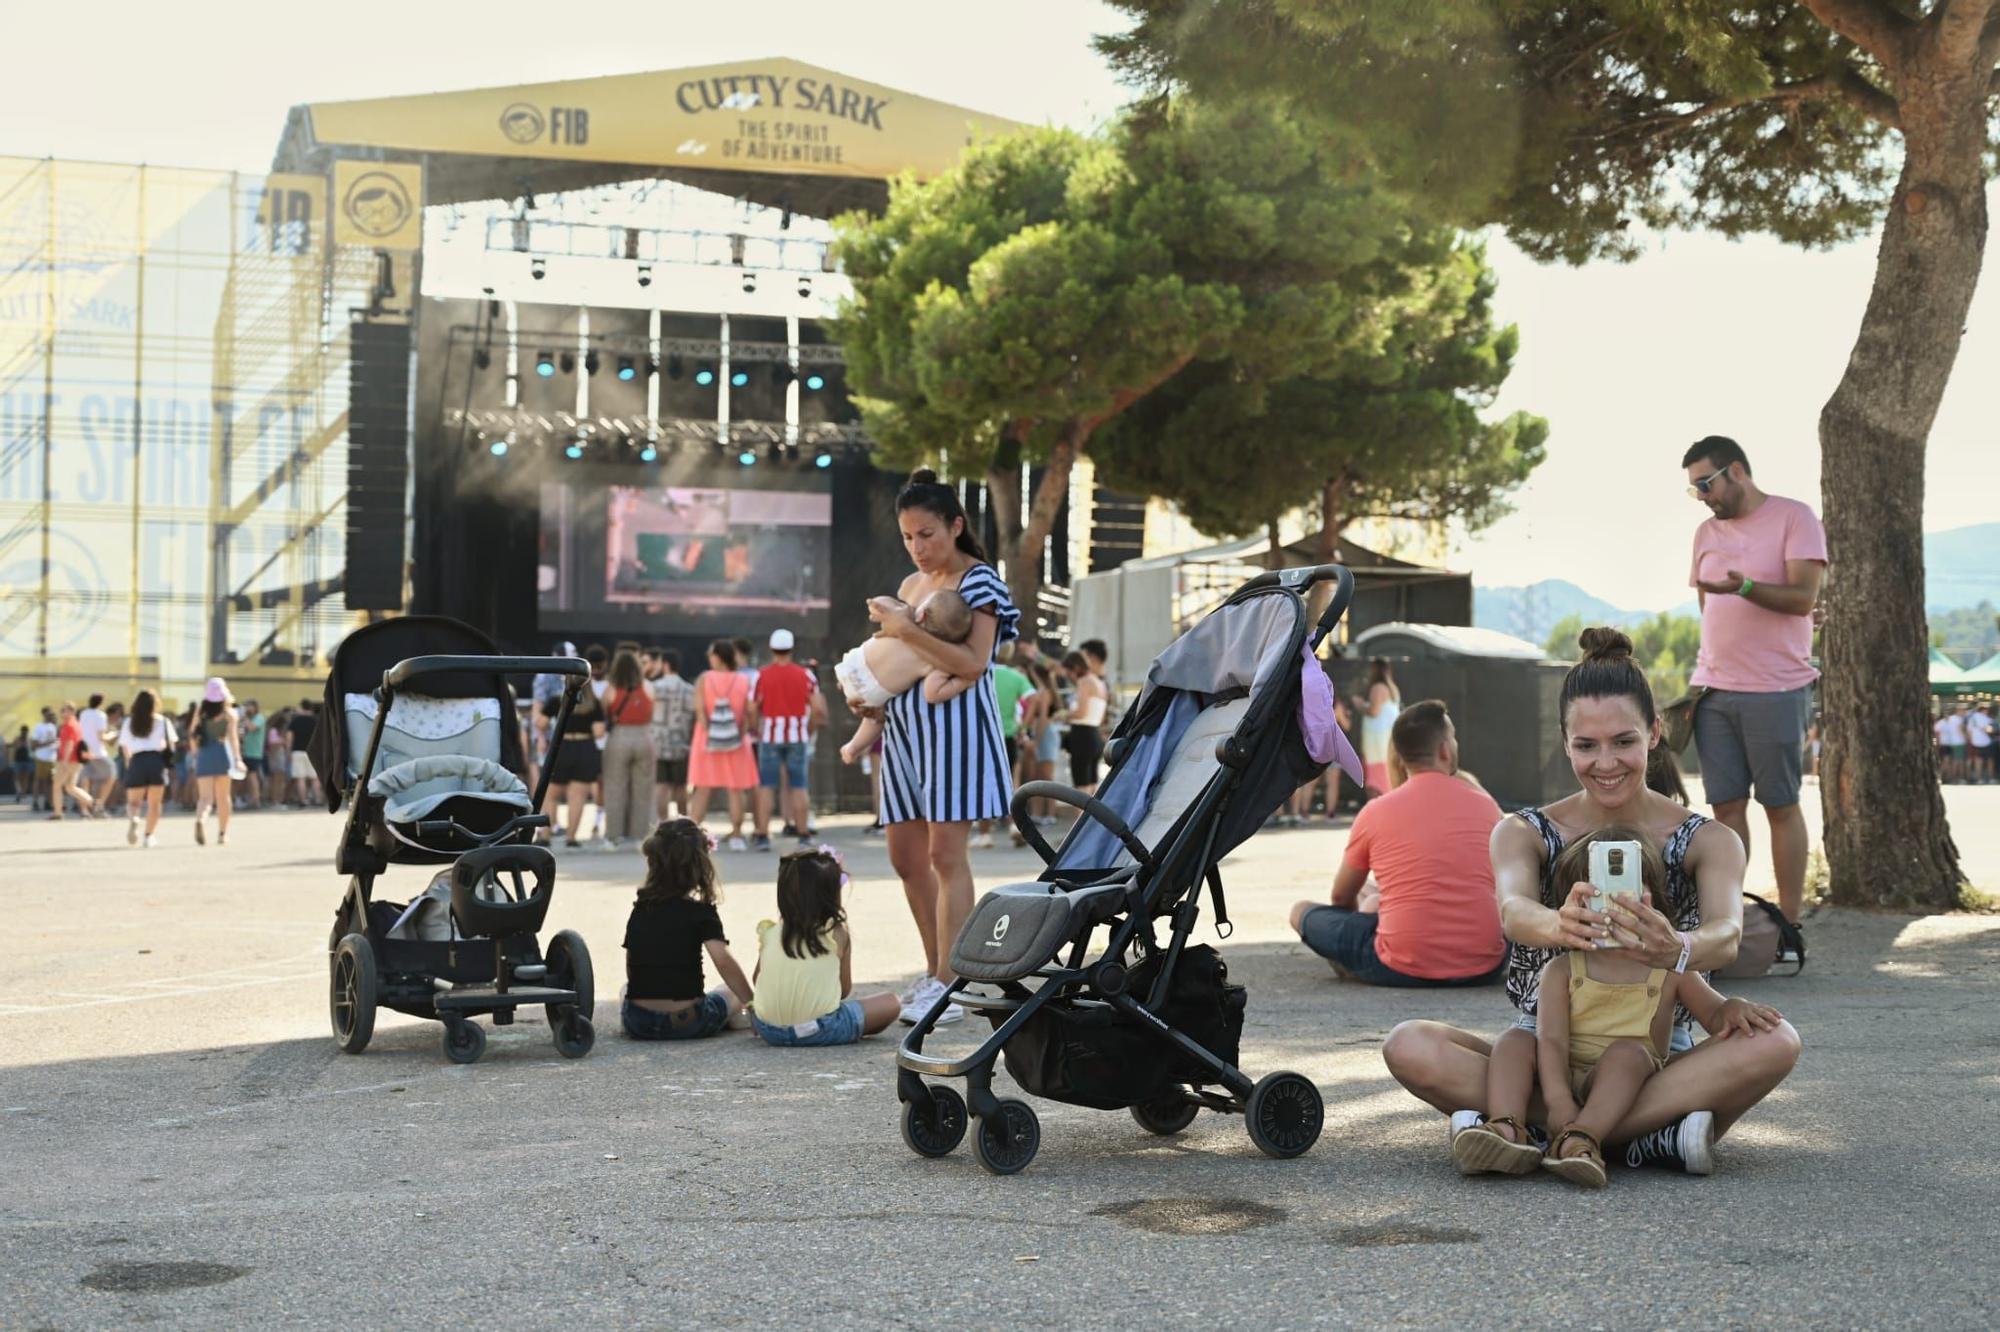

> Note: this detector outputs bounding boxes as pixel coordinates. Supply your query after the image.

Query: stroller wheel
[1130,1093,1200,1136]
[442,1018,487,1064]
[543,929,595,1028]
[552,1011,595,1059]
[329,934,377,1055]
[899,1085,968,1158]
[1245,1072,1324,1159]
[972,1099,1041,1176]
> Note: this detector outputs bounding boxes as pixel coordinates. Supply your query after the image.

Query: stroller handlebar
[1012,781,1155,870]
[382,655,591,690]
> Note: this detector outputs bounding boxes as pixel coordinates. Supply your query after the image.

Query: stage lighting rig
[742,271,758,294]
[730,370,750,388]
[535,350,556,378]
[489,440,509,457]
[804,372,826,392]
[564,441,585,459]
[584,351,601,376]
[797,276,812,298]
[694,364,716,387]
[473,347,491,371]
[667,355,684,381]
[617,356,637,381]
[737,449,757,466]
[814,448,833,469]
[530,256,547,280]
[560,351,576,374]
[636,264,653,288]
[639,444,658,462]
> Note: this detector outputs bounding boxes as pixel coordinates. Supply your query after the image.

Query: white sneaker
[126,816,138,846]
[932,1001,965,1025]
[726,835,748,853]
[969,831,995,850]
[898,976,945,1024]
[142,833,157,847]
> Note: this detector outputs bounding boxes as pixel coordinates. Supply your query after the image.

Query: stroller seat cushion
[344,691,504,779]
[367,753,532,824]
[951,882,1128,983]
[1129,696,1252,851]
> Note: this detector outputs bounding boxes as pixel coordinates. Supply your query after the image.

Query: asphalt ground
[2,778,1997,1329]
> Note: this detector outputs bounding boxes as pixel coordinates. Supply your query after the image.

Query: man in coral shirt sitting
[1290,700,1505,986]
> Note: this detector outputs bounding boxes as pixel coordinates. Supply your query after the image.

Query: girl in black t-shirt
[622,818,753,1041]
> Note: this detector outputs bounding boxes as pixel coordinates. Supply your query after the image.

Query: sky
[2,0,1991,613]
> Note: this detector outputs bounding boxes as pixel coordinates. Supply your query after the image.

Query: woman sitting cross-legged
[1380,627,1802,1176]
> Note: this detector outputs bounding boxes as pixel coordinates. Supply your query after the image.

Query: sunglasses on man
[1687,466,1734,498]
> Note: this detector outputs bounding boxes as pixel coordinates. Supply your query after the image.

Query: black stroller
[312,615,598,1065]
[897,564,1360,1173]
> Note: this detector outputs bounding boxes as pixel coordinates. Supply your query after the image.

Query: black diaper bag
[996,944,1246,1110]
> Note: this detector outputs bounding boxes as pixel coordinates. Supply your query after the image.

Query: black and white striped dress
[879,562,1020,826]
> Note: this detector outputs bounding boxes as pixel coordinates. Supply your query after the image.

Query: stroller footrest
[434,985,574,1010]
[896,1047,987,1078]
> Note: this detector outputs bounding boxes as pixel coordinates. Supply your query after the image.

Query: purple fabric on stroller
[1298,647,1363,784]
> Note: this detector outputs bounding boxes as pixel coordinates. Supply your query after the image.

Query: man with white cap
[751,628,826,851]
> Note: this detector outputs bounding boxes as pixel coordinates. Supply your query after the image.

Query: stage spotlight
[564,441,585,459]
[804,372,826,392]
[783,442,799,462]
[694,364,716,387]
[814,448,833,469]
[797,276,812,298]
[731,370,750,388]
[639,444,658,462]
[636,264,653,288]
[584,351,601,376]
[560,351,576,374]
[535,350,556,378]
[767,441,783,462]
[489,439,509,457]
[473,347,492,371]
[530,257,546,280]
[742,271,758,294]
[737,449,757,466]
[775,365,797,388]
[667,354,684,381]
[617,356,636,381]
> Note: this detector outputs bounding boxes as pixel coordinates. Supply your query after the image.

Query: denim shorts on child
[750,999,864,1047]
[622,989,731,1040]
[1512,1010,1696,1056]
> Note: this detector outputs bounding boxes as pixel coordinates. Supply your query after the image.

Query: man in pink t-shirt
[1683,435,1827,927]
[1289,701,1506,985]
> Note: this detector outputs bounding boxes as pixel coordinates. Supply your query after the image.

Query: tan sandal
[1542,1124,1608,1189]
[1451,1115,1544,1176]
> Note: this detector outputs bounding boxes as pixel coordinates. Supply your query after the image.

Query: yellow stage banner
[306,58,1022,182]
[332,160,422,249]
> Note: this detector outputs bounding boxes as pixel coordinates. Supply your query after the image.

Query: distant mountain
[1474,580,1660,647]
[1926,523,2000,611]
[1474,522,2000,649]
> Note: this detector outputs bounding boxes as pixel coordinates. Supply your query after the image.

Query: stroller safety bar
[414,812,549,843]
[382,654,590,690]
[1011,781,1154,868]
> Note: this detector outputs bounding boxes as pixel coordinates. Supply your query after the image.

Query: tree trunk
[1266,517,1285,571]
[1008,431,1077,624]
[1818,67,1983,911]
[986,431,1024,587]
[1305,474,1349,624]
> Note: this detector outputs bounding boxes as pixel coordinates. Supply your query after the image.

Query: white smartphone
[1587,840,1644,917]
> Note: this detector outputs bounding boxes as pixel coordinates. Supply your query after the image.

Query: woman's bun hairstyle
[1576,626,1635,663]
[907,467,940,486]
[1559,625,1655,734]
[895,467,987,562]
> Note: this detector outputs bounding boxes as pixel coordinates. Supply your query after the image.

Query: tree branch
[1801,0,1917,64]
[1595,66,1900,142]
[1933,0,2000,65]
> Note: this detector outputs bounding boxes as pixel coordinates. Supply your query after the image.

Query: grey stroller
[897,564,1360,1173]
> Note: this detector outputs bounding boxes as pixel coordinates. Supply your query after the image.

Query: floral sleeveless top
[1505,807,1707,1025]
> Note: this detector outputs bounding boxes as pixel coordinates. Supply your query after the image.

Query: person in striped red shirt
[752,629,828,851]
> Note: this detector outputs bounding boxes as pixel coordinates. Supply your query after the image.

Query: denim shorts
[750,998,864,1047]
[757,741,810,790]
[622,989,731,1040]
[1298,907,1503,988]
[1512,1010,1697,1055]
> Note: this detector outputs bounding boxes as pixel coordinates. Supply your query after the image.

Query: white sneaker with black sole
[1623,1109,1715,1175]
[899,975,965,1025]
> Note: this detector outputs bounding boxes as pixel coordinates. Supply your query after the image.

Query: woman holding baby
[864,469,1019,1027]
[1381,627,1801,1178]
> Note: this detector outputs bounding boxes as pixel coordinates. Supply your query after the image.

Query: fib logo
[499,103,589,145]
[340,171,414,240]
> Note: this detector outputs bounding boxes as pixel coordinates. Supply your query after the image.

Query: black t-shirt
[624,897,727,1001]
[288,712,316,750]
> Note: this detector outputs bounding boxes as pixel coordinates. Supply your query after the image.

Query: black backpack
[1715,893,1805,978]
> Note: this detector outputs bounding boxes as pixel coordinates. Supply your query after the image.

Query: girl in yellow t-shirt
[749,848,901,1047]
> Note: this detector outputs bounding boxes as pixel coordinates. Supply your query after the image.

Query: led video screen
[539,480,832,635]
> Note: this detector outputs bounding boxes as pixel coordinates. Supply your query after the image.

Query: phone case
[1588,840,1644,916]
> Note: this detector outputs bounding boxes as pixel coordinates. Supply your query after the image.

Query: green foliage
[1929,601,2000,660]
[1092,237,1547,541]
[1100,1,1905,263]
[1545,611,1704,704]
[828,101,1422,475]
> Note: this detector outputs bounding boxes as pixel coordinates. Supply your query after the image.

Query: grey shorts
[1693,685,1811,808]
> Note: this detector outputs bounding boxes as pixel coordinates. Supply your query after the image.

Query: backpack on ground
[1715,892,1805,978]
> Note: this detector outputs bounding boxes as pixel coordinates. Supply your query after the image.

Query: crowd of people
[1932,699,1997,784]
[9,684,322,845]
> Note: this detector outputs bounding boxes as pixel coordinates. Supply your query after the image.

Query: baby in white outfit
[836,589,976,764]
